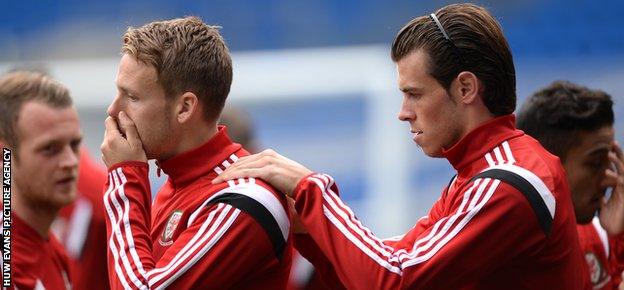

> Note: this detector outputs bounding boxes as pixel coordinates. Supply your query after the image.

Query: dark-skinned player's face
[563,126,615,223]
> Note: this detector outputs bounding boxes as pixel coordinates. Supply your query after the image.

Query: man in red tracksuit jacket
[517,80,624,289]
[1,71,81,290]
[577,220,624,289]
[100,17,292,289]
[214,4,590,289]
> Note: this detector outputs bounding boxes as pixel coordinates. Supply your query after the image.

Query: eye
[408,93,422,100]
[128,94,138,101]
[586,158,608,170]
[41,144,60,156]
[70,139,82,153]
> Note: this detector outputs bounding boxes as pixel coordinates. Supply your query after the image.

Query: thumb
[118,111,142,146]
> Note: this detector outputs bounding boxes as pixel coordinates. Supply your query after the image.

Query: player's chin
[576,211,595,224]
[51,191,77,207]
[421,145,444,158]
[144,150,158,160]
[141,144,157,160]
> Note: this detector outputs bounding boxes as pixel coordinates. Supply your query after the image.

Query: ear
[0,139,17,162]
[175,92,199,124]
[454,71,480,105]
[0,139,11,151]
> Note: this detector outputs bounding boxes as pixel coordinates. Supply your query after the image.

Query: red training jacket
[6,213,72,290]
[578,216,624,289]
[104,126,293,289]
[294,115,590,289]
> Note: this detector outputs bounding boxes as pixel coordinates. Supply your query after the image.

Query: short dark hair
[122,16,233,121]
[0,71,73,149]
[516,80,614,160]
[391,3,516,116]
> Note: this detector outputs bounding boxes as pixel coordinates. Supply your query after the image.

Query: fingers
[233,149,278,168]
[608,149,624,182]
[101,153,108,167]
[104,116,121,139]
[101,112,147,167]
[213,158,271,183]
[216,167,268,184]
[102,116,120,152]
[613,141,623,161]
[603,144,624,190]
[101,117,119,168]
[212,149,278,183]
[118,111,142,147]
[228,153,265,168]
[602,169,619,187]
[609,149,624,175]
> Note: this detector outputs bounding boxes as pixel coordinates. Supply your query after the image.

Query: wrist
[292,172,319,199]
[107,160,149,172]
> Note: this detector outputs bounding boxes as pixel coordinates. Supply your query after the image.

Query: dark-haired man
[517,80,624,290]
[214,3,588,290]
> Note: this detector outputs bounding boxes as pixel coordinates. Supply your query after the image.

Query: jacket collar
[158,126,241,188]
[442,114,523,172]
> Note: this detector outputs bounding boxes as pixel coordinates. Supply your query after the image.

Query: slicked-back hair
[391,3,516,116]
[122,16,233,121]
[0,71,72,149]
[517,80,614,161]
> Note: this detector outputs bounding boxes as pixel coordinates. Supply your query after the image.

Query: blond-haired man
[1,71,81,290]
[101,17,292,289]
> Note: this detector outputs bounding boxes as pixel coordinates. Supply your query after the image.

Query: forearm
[294,233,347,290]
[294,174,405,289]
[103,162,153,289]
[293,174,537,289]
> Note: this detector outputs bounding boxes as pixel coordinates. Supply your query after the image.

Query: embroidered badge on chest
[585,252,609,286]
[160,210,184,246]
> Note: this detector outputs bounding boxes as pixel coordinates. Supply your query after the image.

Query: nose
[397,96,414,122]
[59,146,79,170]
[107,95,121,117]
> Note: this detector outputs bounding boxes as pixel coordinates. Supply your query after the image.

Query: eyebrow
[36,135,83,149]
[400,86,423,93]
[586,145,610,156]
[117,84,139,96]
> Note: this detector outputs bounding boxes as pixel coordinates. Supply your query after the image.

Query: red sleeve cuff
[293,172,319,200]
[107,160,149,172]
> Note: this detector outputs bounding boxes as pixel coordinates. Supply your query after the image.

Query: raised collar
[158,126,241,188]
[442,114,523,172]
[13,211,47,241]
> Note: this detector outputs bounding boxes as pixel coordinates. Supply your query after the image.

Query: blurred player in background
[517,80,624,290]
[6,65,111,290]
[219,106,260,154]
[214,3,589,289]
[53,148,109,290]
[101,16,292,289]
[0,71,80,289]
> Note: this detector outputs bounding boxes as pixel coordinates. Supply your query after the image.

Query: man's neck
[460,106,496,139]
[159,123,218,162]
[12,188,59,238]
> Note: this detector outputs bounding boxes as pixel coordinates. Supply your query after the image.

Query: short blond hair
[0,71,72,148]
[122,16,233,121]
